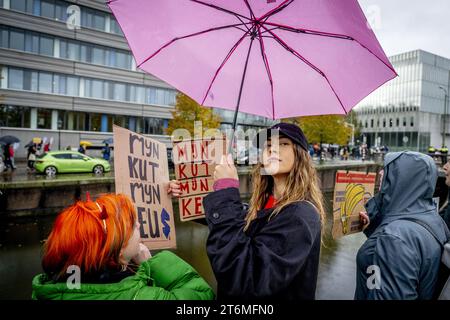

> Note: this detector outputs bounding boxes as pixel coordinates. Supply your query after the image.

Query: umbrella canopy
[108,0,396,122]
[0,135,20,145]
[103,138,114,145]
[79,140,93,146]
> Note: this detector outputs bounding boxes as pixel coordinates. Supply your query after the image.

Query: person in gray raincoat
[355,151,449,300]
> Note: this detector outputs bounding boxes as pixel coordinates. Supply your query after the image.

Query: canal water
[0,195,365,300]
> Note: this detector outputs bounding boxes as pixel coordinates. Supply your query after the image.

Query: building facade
[0,0,274,158]
[355,50,450,152]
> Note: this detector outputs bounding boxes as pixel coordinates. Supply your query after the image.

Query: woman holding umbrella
[0,135,20,172]
[169,123,324,300]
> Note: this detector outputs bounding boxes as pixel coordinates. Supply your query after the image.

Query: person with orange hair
[32,193,215,300]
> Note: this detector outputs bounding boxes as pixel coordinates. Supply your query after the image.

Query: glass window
[410,117,414,127]
[80,44,89,62]
[71,153,85,160]
[55,1,67,21]
[114,83,126,101]
[81,10,89,28]
[168,91,176,105]
[84,79,91,97]
[156,88,165,105]
[81,8,96,29]
[110,18,123,35]
[93,12,106,31]
[147,87,156,104]
[91,79,104,99]
[57,110,66,129]
[23,70,37,91]
[10,29,25,51]
[31,71,38,91]
[54,74,66,94]
[25,33,40,53]
[38,72,53,93]
[144,117,164,134]
[0,28,8,48]
[108,50,116,67]
[40,36,54,56]
[396,118,399,127]
[11,0,26,12]
[67,41,80,60]
[116,51,128,69]
[37,108,52,129]
[53,153,71,159]
[128,85,136,103]
[27,0,34,13]
[90,113,101,132]
[8,68,24,90]
[41,0,55,19]
[59,110,85,131]
[59,39,67,58]
[92,47,104,65]
[0,105,31,128]
[135,86,145,104]
[114,115,127,128]
[67,76,79,96]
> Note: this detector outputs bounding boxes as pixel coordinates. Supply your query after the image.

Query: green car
[34,151,111,176]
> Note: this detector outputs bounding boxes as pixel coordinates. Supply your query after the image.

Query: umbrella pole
[228,37,254,155]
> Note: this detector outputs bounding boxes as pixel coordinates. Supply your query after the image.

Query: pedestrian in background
[9,144,16,169]
[356,151,449,300]
[78,144,86,154]
[27,144,37,172]
[102,143,111,162]
[3,143,13,172]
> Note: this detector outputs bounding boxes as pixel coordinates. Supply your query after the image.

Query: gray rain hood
[364,151,445,242]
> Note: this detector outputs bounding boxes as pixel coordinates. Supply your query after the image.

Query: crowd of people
[308,142,389,162]
[428,145,449,165]
[31,123,450,301]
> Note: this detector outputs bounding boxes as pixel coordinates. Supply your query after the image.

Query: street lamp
[439,86,448,148]
[344,122,355,146]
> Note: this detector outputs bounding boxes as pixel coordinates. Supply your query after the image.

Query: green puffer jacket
[32,250,215,300]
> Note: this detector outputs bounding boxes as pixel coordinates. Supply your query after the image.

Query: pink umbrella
[108,0,396,128]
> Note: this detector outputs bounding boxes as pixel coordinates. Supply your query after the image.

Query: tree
[166,93,222,138]
[283,115,352,145]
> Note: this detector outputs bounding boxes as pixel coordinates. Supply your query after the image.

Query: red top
[264,195,277,209]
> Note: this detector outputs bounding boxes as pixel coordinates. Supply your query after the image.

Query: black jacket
[203,187,321,301]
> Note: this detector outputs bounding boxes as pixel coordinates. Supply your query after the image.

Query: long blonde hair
[244,144,325,231]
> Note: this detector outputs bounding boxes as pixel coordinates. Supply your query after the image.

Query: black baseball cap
[253,122,309,152]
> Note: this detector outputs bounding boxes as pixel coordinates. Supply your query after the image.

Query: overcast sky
[359,0,450,58]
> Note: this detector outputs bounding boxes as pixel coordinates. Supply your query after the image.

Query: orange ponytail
[42,193,137,280]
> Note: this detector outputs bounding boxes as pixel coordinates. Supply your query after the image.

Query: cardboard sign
[332,171,377,239]
[173,137,226,222]
[114,125,176,249]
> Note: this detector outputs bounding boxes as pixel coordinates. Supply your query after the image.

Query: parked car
[34,151,111,176]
